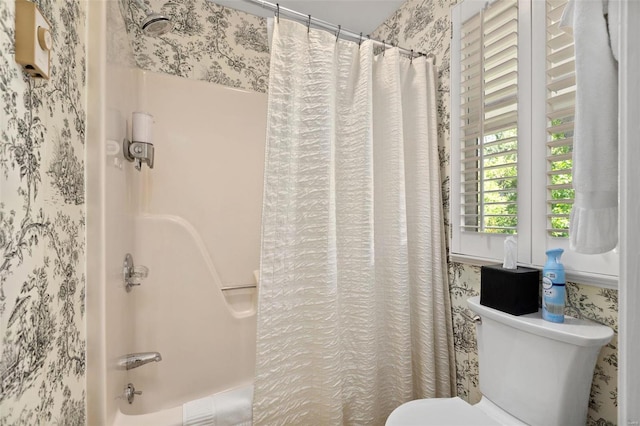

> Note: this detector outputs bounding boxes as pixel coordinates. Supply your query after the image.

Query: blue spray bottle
[542,248,565,323]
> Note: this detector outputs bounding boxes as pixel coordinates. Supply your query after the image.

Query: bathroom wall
[123,70,265,415]
[371,2,619,425]
[0,0,87,424]
[134,71,266,288]
[120,0,270,93]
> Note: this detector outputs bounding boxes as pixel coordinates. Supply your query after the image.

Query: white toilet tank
[467,296,613,426]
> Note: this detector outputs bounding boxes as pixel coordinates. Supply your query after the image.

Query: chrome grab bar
[220,284,257,291]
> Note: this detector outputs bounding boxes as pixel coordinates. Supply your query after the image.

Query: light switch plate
[15,0,52,79]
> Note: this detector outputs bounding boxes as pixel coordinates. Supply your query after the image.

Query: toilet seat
[385,397,503,426]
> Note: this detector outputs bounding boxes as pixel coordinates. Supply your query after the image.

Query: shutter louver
[545,0,575,237]
[459,0,519,234]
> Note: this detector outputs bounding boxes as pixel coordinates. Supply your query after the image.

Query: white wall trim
[85,1,107,424]
[618,0,640,423]
[449,254,618,289]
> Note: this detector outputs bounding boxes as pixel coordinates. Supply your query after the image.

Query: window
[451,0,618,286]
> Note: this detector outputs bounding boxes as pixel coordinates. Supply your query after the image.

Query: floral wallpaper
[0,0,86,424]
[120,0,270,93]
[372,1,618,425]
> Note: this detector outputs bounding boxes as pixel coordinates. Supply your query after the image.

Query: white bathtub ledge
[114,405,182,426]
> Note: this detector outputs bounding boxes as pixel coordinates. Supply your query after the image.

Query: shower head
[141,12,173,37]
[133,0,173,37]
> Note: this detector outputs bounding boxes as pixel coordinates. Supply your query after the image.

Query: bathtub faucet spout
[119,352,162,370]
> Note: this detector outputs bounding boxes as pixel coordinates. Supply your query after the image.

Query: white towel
[560,0,619,254]
[183,385,253,426]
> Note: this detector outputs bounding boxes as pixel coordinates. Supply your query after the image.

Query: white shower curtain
[254,19,455,425]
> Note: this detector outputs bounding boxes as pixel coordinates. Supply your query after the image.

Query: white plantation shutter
[545,0,575,238]
[452,0,529,262]
[459,0,519,234]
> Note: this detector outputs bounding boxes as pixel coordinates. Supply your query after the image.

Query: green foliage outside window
[482,128,518,233]
[549,117,574,237]
[477,118,574,237]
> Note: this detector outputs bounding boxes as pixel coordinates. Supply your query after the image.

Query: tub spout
[119,352,162,370]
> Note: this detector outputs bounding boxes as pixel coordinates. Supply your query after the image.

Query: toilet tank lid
[467,296,613,347]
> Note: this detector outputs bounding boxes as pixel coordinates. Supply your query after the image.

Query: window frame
[451,0,618,288]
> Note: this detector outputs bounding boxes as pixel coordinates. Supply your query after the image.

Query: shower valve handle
[123,253,149,292]
[124,383,142,404]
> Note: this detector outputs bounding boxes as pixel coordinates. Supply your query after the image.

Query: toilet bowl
[386,396,527,425]
[386,296,613,426]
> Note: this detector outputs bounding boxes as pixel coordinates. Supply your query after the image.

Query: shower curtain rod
[242,0,435,62]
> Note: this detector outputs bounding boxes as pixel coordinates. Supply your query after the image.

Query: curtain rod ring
[426,52,436,64]
[410,49,414,65]
[336,25,341,42]
[276,3,280,23]
[307,14,311,33]
[358,32,363,48]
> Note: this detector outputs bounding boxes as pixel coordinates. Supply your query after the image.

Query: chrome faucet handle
[124,383,142,404]
[123,253,149,292]
[128,265,149,284]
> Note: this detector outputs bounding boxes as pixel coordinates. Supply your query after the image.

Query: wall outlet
[15,0,52,79]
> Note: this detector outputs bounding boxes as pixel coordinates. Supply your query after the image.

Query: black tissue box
[480,265,540,316]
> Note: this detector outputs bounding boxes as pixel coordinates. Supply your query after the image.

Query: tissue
[503,236,517,269]
[132,112,153,143]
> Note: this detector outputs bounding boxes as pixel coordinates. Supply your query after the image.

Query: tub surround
[87,1,268,423]
[132,71,266,288]
[120,70,264,417]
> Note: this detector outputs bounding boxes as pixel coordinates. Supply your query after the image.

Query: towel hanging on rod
[560,0,619,254]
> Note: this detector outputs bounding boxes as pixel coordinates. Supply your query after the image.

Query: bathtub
[114,384,254,426]
[115,404,184,426]
[112,215,257,425]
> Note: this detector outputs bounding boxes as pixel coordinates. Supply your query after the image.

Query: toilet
[386,296,613,426]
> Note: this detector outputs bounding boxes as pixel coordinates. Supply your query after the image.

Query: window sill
[450,253,618,290]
